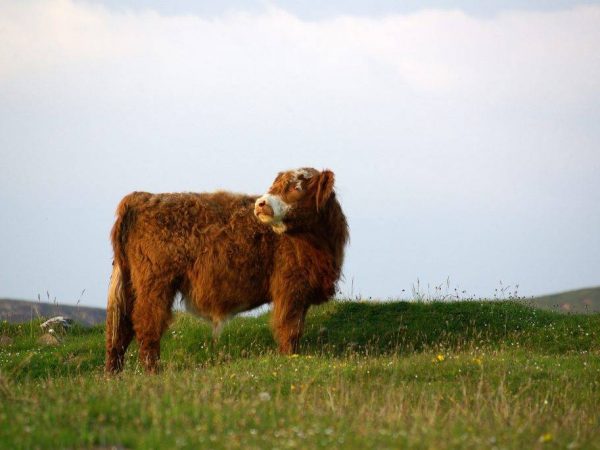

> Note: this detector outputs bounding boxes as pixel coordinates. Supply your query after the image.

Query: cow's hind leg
[131,280,175,373]
[106,313,134,374]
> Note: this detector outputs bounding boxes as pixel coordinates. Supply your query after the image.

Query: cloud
[2,2,599,98]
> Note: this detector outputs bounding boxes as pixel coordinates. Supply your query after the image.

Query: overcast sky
[1,0,599,308]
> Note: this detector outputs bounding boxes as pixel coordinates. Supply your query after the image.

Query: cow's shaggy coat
[105,168,348,373]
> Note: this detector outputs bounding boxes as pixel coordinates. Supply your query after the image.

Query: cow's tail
[105,196,137,373]
[110,195,137,275]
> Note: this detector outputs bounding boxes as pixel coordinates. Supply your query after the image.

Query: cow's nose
[258,201,266,207]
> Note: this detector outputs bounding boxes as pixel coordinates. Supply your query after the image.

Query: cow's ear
[316,170,335,211]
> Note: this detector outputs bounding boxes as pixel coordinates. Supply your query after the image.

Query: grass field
[1,300,599,449]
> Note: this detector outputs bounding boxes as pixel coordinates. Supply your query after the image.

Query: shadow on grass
[301,300,600,355]
[178,300,599,360]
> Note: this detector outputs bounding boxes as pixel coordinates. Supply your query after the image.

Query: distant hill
[528,286,600,314]
[0,298,106,326]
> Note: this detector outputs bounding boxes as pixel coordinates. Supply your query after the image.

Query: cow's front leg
[271,298,309,354]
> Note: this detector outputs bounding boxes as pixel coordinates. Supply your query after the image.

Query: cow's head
[254,168,336,234]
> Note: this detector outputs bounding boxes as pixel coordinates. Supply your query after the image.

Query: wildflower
[473,357,482,365]
[539,433,553,443]
[436,354,445,362]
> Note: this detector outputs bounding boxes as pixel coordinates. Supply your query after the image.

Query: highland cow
[105,168,349,373]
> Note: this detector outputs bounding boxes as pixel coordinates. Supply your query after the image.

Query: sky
[1,0,599,308]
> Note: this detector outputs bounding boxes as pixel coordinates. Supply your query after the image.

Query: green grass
[1,300,599,449]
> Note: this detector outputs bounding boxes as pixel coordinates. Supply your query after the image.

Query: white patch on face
[255,194,290,223]
[291,168,314,191]
[293,169,314,180]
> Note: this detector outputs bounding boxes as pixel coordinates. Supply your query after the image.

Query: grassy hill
[1,300,599,449]
[1,285,597,329]
[528,286,600,313]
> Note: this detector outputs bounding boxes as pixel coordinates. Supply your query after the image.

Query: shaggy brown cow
[105,168,349,373]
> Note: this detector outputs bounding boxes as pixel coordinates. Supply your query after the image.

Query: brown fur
[105,168,349,373]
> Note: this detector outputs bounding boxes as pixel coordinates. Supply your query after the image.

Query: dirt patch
[37,333,60,346]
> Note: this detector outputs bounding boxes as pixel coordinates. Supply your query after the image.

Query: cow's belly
[181,268,270,323]
[180,232,273,322]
